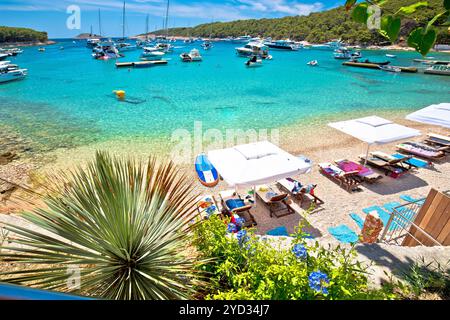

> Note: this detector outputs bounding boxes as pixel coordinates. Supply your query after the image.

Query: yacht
[141,48,165,60]
[0,64,27,83]
[311,40,343,51]
[86,38,101,48]
[231,35,252,43]
[92,42,122,60]
[180,48,202,62]
[263,39,300,51]
[333,48,362,60]
[236,42,272,60]
[0,53,9,61]
[116,41,137,52]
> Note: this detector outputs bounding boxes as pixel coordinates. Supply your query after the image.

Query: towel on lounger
[226,199,246,210]
[328,225,359,244]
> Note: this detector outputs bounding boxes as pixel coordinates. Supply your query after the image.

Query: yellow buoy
[113,90,126,100]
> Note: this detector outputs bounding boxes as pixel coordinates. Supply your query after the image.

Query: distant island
[0,26,53,46]
[148,0,449,46]
[75,33,103,40]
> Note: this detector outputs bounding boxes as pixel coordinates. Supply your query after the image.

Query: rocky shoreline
[0,40,56,48]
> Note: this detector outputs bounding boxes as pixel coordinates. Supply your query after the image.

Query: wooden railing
[380,189,450,247]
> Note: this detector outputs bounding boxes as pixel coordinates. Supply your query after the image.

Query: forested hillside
[152,0,448,44]
[0,26,48,43]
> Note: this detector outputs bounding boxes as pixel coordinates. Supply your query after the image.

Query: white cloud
[237,0,324,16]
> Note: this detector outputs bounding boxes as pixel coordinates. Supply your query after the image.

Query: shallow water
[1,40,449,155]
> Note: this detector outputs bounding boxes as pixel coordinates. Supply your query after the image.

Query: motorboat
[245,55,263,67]
[180,48,202,62]
[92,42,122,60]
[333,49,362,60]
[184,38,194,44]
[86,38,101,48]
[0,48,23,56]
[236,42,272,60]
[386,54,397,58]
[378,65,401,73]
[0,64,27,83]
[307,60,319,66]
[141,48,165,60]
[0,53,9,61]
[231,35,253,43]
[116,42,137,52]
[264,39,299,51]
[311,40,343,51]
[38,47,45,52]
[201,41,213,50]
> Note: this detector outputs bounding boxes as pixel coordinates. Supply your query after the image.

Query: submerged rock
[0,152,18,165]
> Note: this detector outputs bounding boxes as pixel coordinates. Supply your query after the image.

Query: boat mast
[145,14,149,41]
[98,9,102,37]
[164,0,170,38]
[122,1,126,40]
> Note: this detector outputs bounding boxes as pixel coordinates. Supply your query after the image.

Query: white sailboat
[116,1,137,52]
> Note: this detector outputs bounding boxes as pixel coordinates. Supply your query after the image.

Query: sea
[1,39,449,159]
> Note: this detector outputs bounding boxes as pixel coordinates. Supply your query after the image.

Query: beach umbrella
[328,116,421,165]
[406,103,450,128]
[207,140,312,190]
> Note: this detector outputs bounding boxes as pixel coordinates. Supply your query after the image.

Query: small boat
[141,48,165,60]
[0,64,27,83]
[59,46,65,50]
[386,54,396,58]
[264,39,300,51]
[180,49,202,62]
[245,55,262,67]
[38,47,45,52]
[116,42,137,52]
[236,42,272,60]
[307,60,318,66]
[379,65,401,73]
[201,41,213,50]
[424,64,450,76]
[0,53,9,61]
[195,154,219,188]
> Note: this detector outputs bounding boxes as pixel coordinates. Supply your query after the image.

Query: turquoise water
[1,40,449,153]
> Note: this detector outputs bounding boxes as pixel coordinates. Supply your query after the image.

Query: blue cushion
[266,226,289,236]
[226,199,245,211]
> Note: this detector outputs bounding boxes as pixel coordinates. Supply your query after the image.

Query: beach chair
[396,142,446,160]
[255,185,294,218]
[358,154,408,179]
[277,178,324,206]
[371,151,414,171]
[318,163,361,192]
[219,190,257,227]
[424,133,450,151]
[334,159,383,184]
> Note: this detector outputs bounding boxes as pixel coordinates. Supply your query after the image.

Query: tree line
[0,26,48,43]
[152,0,448,45]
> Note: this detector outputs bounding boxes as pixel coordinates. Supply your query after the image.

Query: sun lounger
[425,133,450,149]
[328,225,359,244]
[219,190,257,227]
[334,159,383,184]
[318,163,361,192]
[396,142,446,160]
[277,178,324,206]
[359,154,409,179]
[255,185,294,218]
[391,153,431,168]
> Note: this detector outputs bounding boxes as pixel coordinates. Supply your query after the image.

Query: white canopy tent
[406,103,450,128]
[328,116,421,165]
[207,141,312,189]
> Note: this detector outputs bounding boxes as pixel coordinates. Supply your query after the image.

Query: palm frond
[0,151,204,300]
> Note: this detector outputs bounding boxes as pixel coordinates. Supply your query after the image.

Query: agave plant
[0,151,203,300]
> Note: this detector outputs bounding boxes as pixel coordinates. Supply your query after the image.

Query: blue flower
[308,271,330,295]
[236,229,250,246]
[292,243,307,259]
[227,223,238,233]
[234,217,245,228]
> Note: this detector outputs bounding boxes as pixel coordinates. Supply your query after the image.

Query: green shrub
[192,215,397,300]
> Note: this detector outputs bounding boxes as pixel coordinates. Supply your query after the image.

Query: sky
[0,0,341,38]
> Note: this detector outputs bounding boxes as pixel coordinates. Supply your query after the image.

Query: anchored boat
[236,42,272,60]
